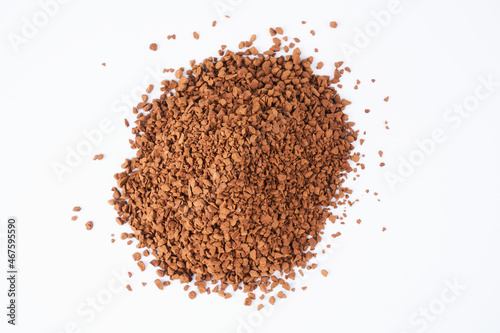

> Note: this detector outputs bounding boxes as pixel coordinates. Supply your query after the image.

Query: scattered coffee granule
[154,279,163,290]
[102,63,106,66]
[111,239,115,243]
[244,298,252,306]
[269,296,276,305]
[137,261,146,271]
[301,21,306,24]
[378,151,383,157]
[380,163,385,167]
[317,61,324,69]
[93,154,104,160]
[73,206,81,212]
[372,79,376,82]
[277,291,287,299]
[183,285,190,291]
[111,36,358,304]
[275,27,283,35]
[384,96,389,102]
[85,221,93,230]
[127,240,133,245]
[124,118,129,127]
[128,272,132,278]
[257,304,264,311]
[212,21,217,27]
[149,43,158,51]
[330,21,338,28]
[365,109,370,113]
[314,48,318,52]
[146,84,154,94]
[382,227,387,232]
[345,66,351,73]
[71,216,78,221]
[132,252,141,261]
[188,291,197,300]
[310,29,316,36]
[126,285,132,291]
[143,250,150,256]
[357,219,361,224]
[193,31,200,40]
[321,269,328,277]
[302,286,307,290]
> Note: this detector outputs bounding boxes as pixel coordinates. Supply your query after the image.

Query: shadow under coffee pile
[110,40,358,302]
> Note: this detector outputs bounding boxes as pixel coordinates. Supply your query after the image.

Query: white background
[1,0,500,332]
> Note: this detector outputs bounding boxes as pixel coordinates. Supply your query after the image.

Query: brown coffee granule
[317,61,324,69]
[382,227,387,232]
[71,216,78,221]
[244,298,252,306]
[310,29,316,36]
[275,27,283,35]
[154,279,163,290]
[301,21,306,24]
[128,272,132,278]
[380,163,385,167]
[365,109,370,113]
[188,291,197,300]
[277,291,286,299]
[73,206,81,212]
[85,221,93,230]
[137,261,146,271]
[124,118,129,127]
[143,250,150,256]
[193,32,200,40]
[212,21,217,27]
[126,285,132,291]
[321,269,328,277]
[183,285,190,291]
[330,21,338,28]
[132,252,141,261]
[269,296,276,305]
[149,43,158,51]
[257,304,264,311]
[384,96,389,102]
[102,63,106,66]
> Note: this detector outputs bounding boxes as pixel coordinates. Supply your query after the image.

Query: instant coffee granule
[109,28,358,304]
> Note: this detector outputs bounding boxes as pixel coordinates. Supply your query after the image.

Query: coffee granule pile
[110,32,358,301]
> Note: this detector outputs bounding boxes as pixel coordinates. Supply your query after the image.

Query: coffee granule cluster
[110,34,358,300]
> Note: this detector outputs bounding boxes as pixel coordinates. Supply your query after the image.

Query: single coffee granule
[188,291,197,300]
[149,43,158,51]
[330,21,338,28]
[126,285,132,291]
[71,216,78,221]
[137,261,146,271]
[212,21,217,27]
[310,30,316,36]
[384,96,389,102]
[132,252,141,261]
[193,32,200,40]
[321,269,328,277]
[154,279,164,290]
[85,221,93,230]
[73,206,81,212]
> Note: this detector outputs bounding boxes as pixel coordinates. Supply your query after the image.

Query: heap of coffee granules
[109,31,358,303]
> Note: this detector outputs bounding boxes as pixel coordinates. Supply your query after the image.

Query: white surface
[1,0,500,332]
